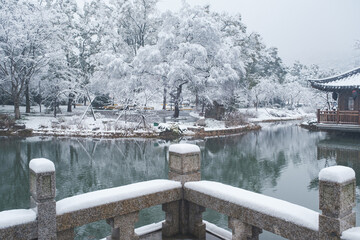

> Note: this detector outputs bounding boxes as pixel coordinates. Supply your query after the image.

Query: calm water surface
[1,122,360,239]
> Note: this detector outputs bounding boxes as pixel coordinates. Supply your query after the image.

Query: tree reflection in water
[2,124,360,239]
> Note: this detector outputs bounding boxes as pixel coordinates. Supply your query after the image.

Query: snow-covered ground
[238,107,315,123]
[0,105,315,138]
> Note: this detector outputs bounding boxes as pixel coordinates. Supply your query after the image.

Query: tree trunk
[54,98,57,117]
[163,88,167,110]
[195,91,199,111]
[25,84,31,113]
[173,85,182,118]
[14,98,21,120]
[67,94,73,113]
[67,100,72,112]
[38,81,42,113]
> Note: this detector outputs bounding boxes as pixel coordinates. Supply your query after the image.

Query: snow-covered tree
[106,0,160,56]
[0,0,57,119]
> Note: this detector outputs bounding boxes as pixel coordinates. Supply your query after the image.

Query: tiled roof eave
[308,66,360,83]
[311,84,360,91]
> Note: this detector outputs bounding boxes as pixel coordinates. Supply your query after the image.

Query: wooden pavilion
[309,67,360,132]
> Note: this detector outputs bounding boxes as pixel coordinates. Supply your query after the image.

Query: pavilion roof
[309,67,360,91]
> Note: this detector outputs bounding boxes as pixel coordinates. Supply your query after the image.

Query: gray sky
[157,0,360,71]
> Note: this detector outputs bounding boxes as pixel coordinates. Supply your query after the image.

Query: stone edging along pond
[0,123,261,139]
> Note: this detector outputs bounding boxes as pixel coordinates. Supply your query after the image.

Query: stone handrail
[0,144,358,240]
[0,210,37,239]
[0,160,182,240]
[56,180,182,239]
[184,181,318,239]
[163,144,357,240]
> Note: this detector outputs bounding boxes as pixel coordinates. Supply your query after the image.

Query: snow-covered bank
[238,107,315,123]
[0,105,315,139]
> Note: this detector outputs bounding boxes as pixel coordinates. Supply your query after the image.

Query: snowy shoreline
[0,105,315,139]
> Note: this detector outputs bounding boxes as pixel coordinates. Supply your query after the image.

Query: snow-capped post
[29,158,56,240]
[318,166,356,240]
[162,144,206,239]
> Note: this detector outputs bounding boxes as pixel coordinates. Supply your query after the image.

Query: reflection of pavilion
[316,139,360,185]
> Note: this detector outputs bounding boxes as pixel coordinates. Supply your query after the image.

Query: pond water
[1,122,360,239]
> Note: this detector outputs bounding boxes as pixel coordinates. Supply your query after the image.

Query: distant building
[309,67,360,132]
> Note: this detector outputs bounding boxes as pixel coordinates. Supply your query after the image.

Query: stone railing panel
[184,181,319,240]
[0,221,38,240]
[56,187,181,232]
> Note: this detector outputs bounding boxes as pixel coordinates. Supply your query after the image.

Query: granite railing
[0,144,357,240]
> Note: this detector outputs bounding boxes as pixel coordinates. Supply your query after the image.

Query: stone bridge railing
[0,144,357,240]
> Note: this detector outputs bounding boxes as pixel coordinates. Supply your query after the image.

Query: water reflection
[2,123,360,239]
[316,135,360,185]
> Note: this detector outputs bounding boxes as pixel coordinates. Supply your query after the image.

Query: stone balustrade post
[29,158,56,240]
[228,217,262,240]
[106,212,139,240]
[162,144,206,239]
[319,166,356,240]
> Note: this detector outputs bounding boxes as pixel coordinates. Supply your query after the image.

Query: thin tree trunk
[195,91,199,111]
[38,81,42,113]
[67,94,73,113]
[163,88,167,110]
[25,84,30,113]
[173,85,182,118]
[67,100,72,112]
[54,98,57,117]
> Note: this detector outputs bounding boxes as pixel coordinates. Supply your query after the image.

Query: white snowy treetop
[56,180,181,215]
[0,209,36,229]
[185,181,319,231]
[169,144,200,154]
[29,158,55,173]
[319,166,355,183]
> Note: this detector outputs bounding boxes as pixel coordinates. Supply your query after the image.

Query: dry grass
[0,114,16,129]
[224,112,249,127]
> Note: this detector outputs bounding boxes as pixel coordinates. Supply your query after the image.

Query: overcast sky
[157,0,360,71]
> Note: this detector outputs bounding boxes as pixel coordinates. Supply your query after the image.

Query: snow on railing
[0,144,357,240]
[185,181,319,234]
